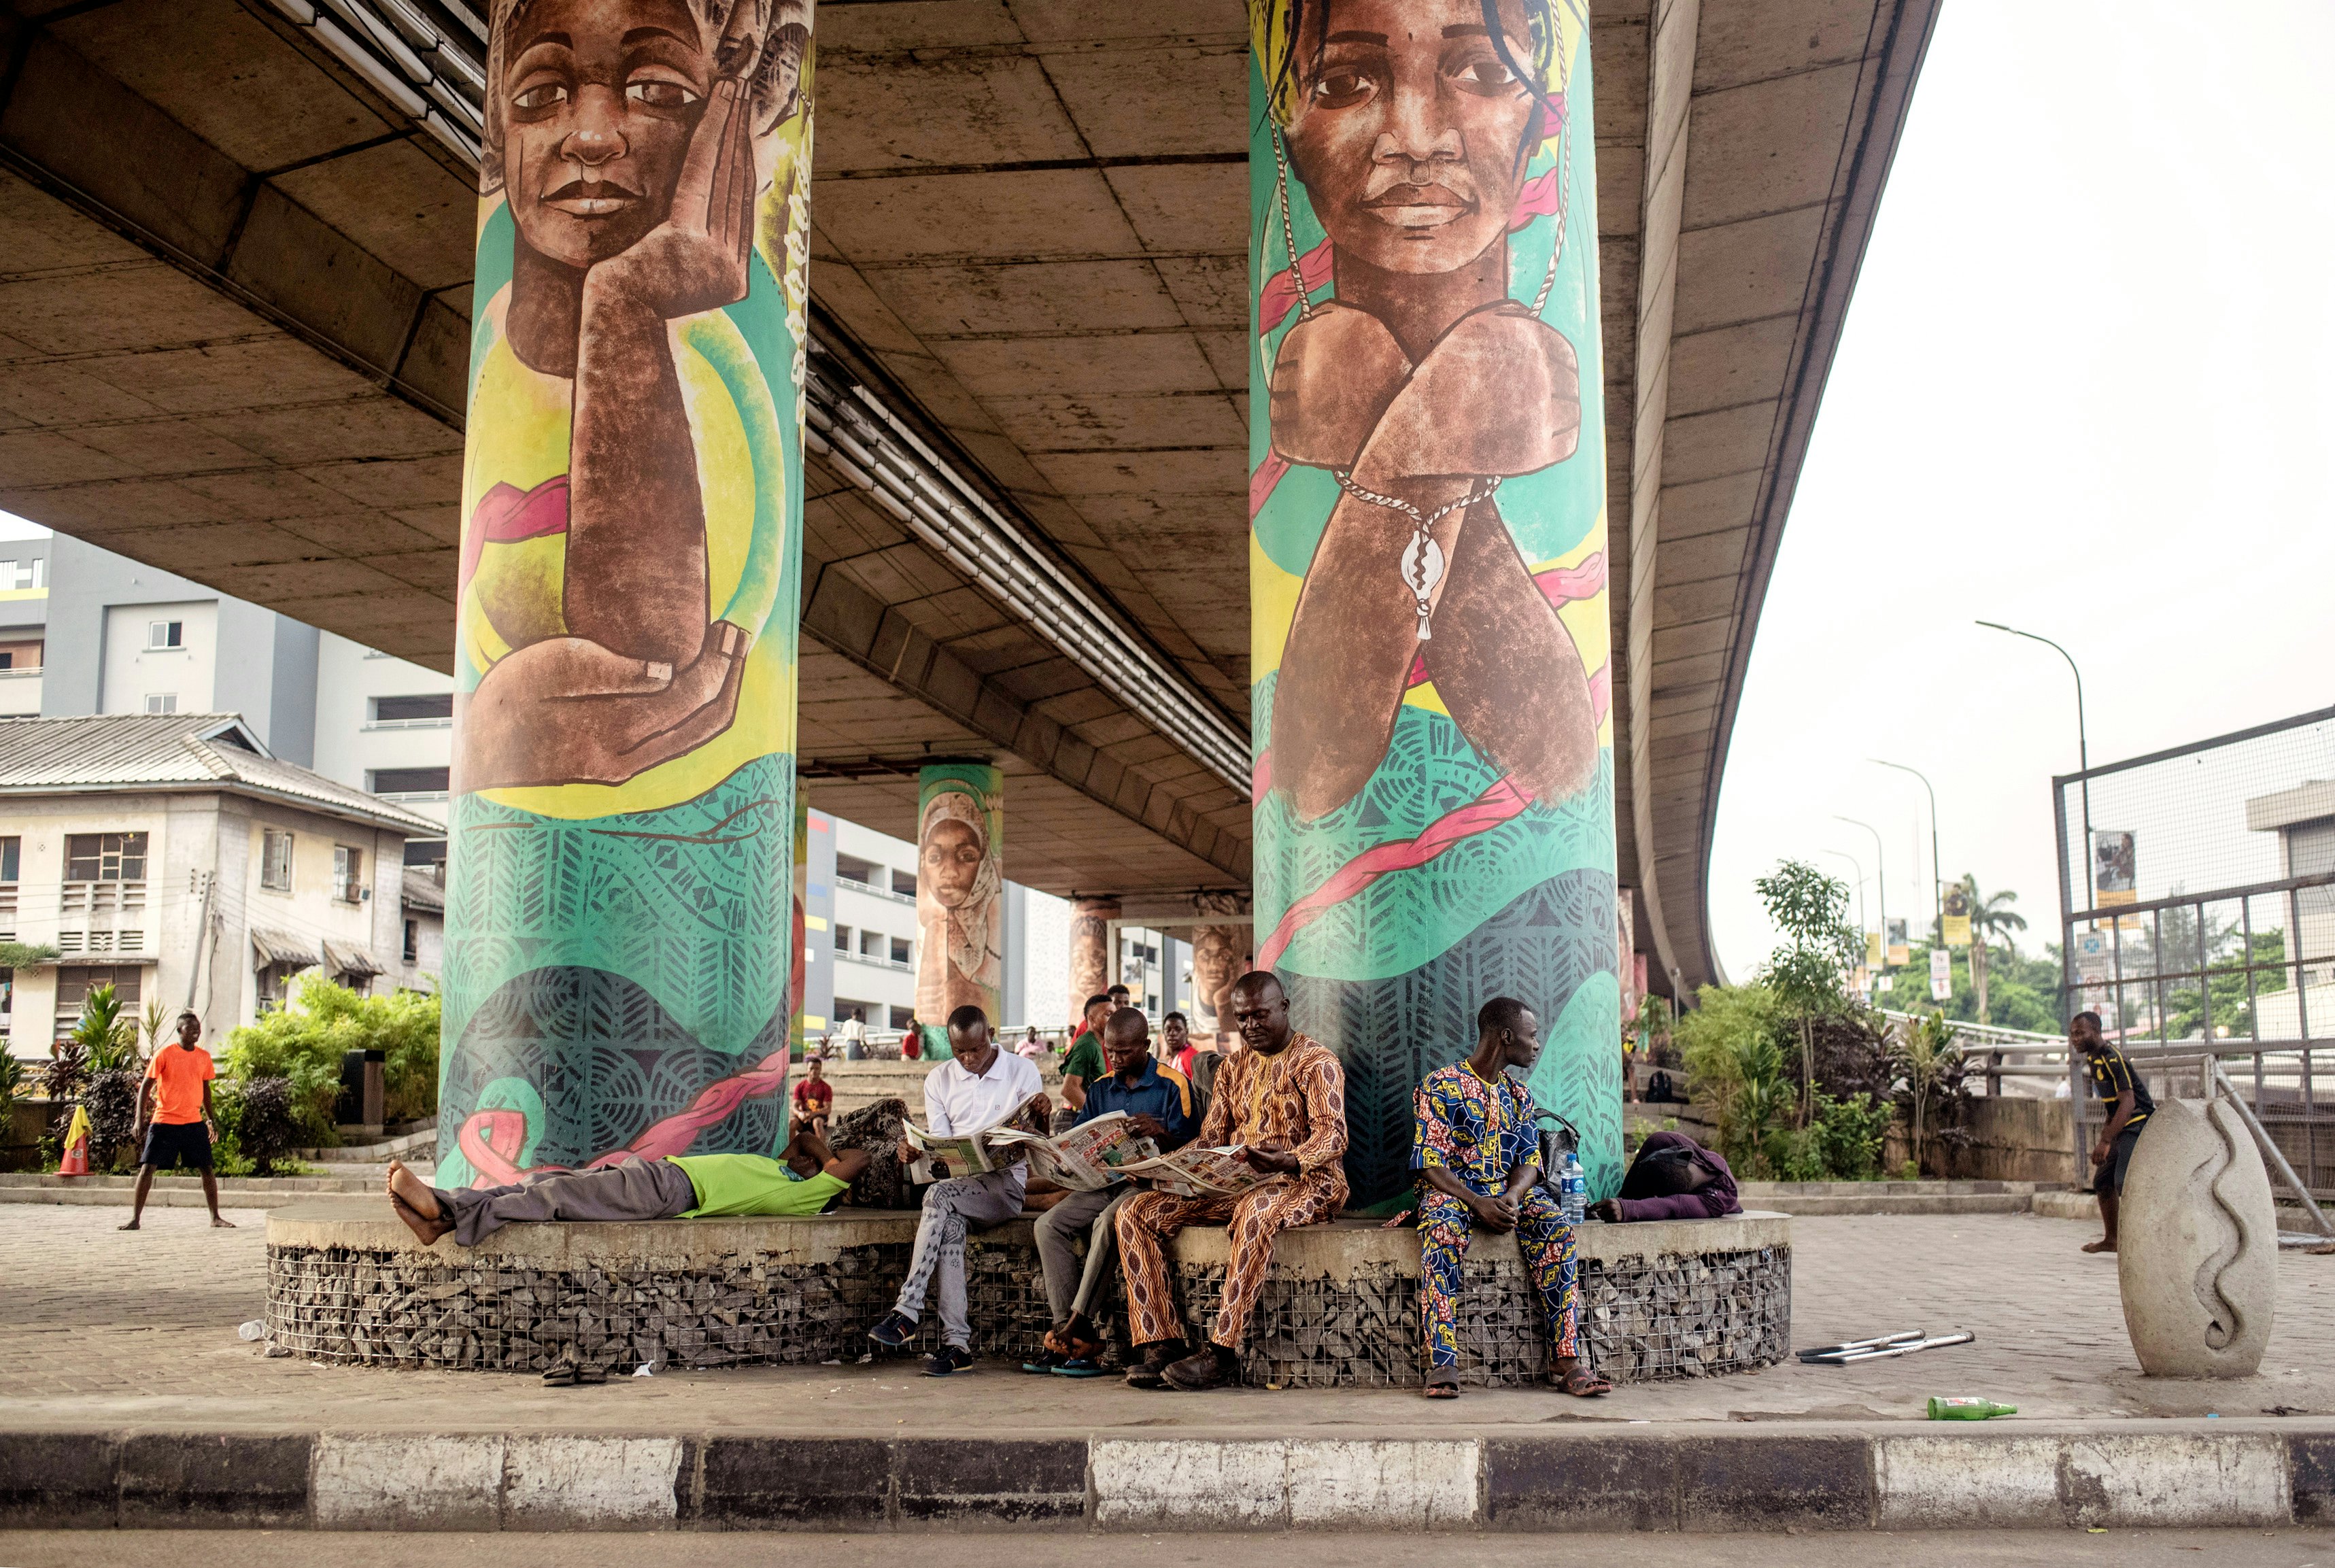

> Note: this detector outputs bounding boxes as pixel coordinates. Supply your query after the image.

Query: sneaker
[1021,1348,1068,1374]
[923,1344,975,1377]
[867,1310,915,1348]
[1052,1357,1107,1378]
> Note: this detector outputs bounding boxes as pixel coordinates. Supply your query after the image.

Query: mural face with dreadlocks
[1249,0,1618,1207]
[1267,0,1590,824]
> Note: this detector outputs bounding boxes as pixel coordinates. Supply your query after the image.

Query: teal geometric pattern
[438,754,796,1170]
[1287,868,1622,1207]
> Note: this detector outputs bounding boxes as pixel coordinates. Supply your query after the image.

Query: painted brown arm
[462,10,768,792]
[1270,304,1585,819]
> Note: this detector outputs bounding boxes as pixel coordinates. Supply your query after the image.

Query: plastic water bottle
[1558,1151,1586,1228]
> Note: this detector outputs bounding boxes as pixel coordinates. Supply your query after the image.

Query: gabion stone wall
[1179,1244,1790,1388]
[266,1223,1788,1384]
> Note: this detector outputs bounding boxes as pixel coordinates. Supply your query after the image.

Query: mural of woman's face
[1284,0,1538,277]
[1191,931,1238,1003]
[923,817,985,908]
[499,0,712,270]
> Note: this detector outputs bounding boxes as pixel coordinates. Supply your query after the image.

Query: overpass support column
[913,762,1004,1058]
[1068,897,1119,1019]
[1246,0,1620,1203]
[437,3,818,1186]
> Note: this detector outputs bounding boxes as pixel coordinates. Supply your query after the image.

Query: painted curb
[1,1426,2326,1531]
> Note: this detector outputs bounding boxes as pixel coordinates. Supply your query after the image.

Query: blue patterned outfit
[1412,1062,1578,1371]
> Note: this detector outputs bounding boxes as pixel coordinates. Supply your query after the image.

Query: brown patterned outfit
[1114,1033,1349,1349]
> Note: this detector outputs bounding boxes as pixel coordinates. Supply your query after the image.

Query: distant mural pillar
[1246,0,1620,1204]
[913,762,1004,1059]
[436,1,818,1187]
[1189,891,1248,1037]
[1068,896,1118,1021]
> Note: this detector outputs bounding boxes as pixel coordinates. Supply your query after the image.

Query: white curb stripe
[311,1433,682,1530]
[1091,1437,1479,1530]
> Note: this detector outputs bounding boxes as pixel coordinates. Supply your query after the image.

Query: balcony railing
[56,879,146,955]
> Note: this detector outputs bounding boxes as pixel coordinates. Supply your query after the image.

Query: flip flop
[1051,1357,1108,1378]
[541,1363,578,1387]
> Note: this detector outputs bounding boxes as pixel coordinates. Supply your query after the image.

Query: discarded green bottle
[1927,1397,2017,1420]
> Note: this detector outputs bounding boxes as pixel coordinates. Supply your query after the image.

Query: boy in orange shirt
[121,1010,233,1231]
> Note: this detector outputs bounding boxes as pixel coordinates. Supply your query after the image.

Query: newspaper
[902,1091,1053,1178]
[1114,1144,1276,1199]
[989,1112,1159,1191]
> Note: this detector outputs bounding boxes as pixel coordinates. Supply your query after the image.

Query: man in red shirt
[122,1011,232,1231]
[791,1056,833,1140]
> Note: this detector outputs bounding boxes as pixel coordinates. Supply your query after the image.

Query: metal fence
[2054,705,2335,1196]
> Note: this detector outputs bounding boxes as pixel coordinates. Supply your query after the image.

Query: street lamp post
[1872,759,1943,946]
[1835,815,1889,962]
[1977,620,2092,906]
[1823,848,1867,934]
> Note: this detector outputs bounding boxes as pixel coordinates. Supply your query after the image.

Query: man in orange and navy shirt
[122,1010,232,1231]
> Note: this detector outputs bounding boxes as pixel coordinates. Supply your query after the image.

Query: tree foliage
[220,977,441,1142]
[71,983,141,1074]
[1754,859,1863,1123]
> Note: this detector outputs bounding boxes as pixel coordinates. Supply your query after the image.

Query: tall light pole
[1835,815,1888,961]
[1977,620,2092,907]
[1872,759,1943,945]
[1822,849,1867,935]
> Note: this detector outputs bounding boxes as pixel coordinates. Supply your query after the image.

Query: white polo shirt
[923,1048,1044,1136]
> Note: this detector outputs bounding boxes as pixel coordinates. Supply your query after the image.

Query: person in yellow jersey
[456,0,808,792]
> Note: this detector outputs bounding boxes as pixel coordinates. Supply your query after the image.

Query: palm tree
[1956,874,2028,1025]
[70,983,140,1073]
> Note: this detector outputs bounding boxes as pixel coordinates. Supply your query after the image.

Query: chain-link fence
[2056,706,2335,1195]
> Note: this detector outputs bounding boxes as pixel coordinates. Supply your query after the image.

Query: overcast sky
[1704,0,2335,981]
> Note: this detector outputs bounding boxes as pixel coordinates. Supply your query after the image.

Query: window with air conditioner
[143,692,177,714]
[147,620,184,650]
[333,845,364,904]
[261,829,294,892]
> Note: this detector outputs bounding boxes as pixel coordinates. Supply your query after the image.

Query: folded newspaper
[1112,1144,1276,1199]
[904,1104,1160,1190]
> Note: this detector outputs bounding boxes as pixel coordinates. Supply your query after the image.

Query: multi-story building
[13,532,454,866]
[798,808,1070,1045]
[0,713,434,1059]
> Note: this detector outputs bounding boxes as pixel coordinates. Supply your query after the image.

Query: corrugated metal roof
[401,866,445,913]
[0,714,439,834]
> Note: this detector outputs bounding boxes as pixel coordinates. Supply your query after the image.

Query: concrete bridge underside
[0,0,1937,992]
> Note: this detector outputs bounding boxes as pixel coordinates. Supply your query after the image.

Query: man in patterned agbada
[1412,995,1608,1397]
[1113,971,1348,1391]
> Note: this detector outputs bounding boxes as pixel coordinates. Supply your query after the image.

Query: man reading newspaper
[1024,1008,1199,1376]
[866,1005,1046,1376]
[1114,971,1348,1391]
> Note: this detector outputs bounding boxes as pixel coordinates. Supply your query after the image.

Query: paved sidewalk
[5,1204,2333,1431]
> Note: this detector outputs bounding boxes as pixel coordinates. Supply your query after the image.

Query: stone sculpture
[2117,1096,2276,1378]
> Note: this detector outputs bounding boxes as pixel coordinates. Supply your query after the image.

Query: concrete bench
[265,1204,1789,1388]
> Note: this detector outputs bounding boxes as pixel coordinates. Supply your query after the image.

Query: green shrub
[1811,1089,1892,1180]
[82,1068,141,1170]
[220,977,443,1142]
[232,1076,303,1174]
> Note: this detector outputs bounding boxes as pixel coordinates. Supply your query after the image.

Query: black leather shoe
[1123,1341,1182,1389]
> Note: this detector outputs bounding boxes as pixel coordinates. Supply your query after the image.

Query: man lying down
[384,1125,873,1248]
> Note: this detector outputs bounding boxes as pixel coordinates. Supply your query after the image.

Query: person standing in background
[120,1012,232,1231]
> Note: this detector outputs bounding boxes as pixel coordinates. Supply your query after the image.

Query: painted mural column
[437,0,818,1187]
[913,762,1004,1059]
[1246,0,1620,1204]
[1067,896,1118,1018]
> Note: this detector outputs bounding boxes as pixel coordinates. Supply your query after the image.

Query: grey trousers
[433,1158,696,1248]
[891,1165,1028,1349]
[1034,1185,1132,1329]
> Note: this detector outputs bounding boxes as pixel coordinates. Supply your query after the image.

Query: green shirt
[666,1154,848,1218]
[1062,1031,1104,1084]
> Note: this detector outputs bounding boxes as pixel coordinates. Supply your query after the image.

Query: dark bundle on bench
[831,1096,914,1210]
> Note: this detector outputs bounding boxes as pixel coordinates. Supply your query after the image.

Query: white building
[0,713,436,1059]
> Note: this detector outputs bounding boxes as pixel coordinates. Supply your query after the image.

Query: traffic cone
[58,1105,90,1177]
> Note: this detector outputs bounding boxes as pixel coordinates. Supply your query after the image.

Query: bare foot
[211,1215,237,1229]
[117,1219,139,1231]
[387,1159,451,1245]
[2081,1237,2117,1253]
